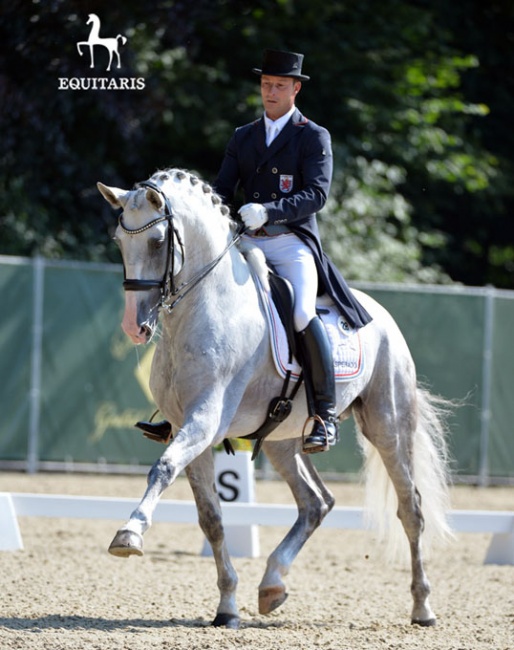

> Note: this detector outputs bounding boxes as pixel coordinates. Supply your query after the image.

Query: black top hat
[252,49,310,81]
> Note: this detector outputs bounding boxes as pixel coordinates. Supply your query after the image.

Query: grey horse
[97,168,452,629]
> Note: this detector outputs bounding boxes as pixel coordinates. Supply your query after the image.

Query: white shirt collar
[264,105,296,136]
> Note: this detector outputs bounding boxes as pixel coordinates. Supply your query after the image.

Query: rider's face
[260,75,301,121]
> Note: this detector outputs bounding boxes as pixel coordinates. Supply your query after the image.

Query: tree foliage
[1,0,512,287]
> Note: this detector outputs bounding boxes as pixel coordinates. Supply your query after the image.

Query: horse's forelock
[129,187,147,211]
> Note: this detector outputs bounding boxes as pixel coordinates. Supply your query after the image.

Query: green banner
[0,260,32,460]
[489,295,514,475]
[0,258,161,467]
[0,258,513,481]
[312,286,512,481]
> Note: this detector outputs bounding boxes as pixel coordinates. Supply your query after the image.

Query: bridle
[118,179,244,313]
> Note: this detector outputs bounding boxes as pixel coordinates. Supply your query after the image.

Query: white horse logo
[77,14,127,71]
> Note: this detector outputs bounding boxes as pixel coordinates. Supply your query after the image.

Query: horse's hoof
[108,530,144,557]
[258,585,288,614]
[211,613,240,629]
[411,617,437,627]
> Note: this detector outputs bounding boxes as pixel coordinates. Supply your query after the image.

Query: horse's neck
[88,17,101,39]
[158,177,267,318]
[163,225,264,327]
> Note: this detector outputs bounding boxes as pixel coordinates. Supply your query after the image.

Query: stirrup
[301,415,331,454]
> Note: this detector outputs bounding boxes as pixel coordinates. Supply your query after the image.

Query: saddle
[224,272,364,457]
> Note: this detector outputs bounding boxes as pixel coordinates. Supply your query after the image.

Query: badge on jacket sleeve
[279,175,293,193]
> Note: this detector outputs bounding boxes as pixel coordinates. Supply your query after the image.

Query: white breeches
[244,233,318,332]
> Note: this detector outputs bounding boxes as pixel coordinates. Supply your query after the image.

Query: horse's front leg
[258,438,335,615]
[108,421,215,558]
[185,449,240,629]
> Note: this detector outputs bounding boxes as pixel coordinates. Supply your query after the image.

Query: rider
[137,49,372,453]
[213,49,372,453]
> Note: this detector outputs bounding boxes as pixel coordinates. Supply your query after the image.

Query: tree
[0,0,512,288]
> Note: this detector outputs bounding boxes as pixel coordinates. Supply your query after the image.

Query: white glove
[238,203,268,230]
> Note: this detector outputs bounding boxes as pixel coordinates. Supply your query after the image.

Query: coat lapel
[252,117,267,157]
[256,109,306,167]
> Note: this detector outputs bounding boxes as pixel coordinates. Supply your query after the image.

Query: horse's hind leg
[185,449,240,629]
[258,437,335,615]
[385,453,436,626]
[354,398,436,626]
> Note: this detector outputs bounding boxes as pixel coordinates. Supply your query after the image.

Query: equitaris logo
[77,13,127,72]
[58,13,145,91]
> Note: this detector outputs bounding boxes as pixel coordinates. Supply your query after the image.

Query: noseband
[118,179,243,312]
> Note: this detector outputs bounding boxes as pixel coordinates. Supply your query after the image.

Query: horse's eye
[149,238,165,251]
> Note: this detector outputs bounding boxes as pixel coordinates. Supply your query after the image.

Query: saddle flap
[256,275,364,383]
[268,272,297,361]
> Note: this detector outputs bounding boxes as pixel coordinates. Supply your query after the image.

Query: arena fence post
[201,448,260,558]
[0,493,23,551]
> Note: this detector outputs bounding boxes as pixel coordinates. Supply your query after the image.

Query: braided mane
[148,168,232,219]
[147,168,268,289]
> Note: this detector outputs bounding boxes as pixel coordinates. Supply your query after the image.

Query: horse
[97,168,452,629]
[77,14,127,72]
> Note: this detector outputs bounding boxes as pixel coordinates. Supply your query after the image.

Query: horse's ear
[145,188,165,212]
[97,182,129,208]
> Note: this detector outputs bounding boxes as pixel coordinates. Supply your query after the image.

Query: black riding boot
[298,316,338,454]
[135,418,172,444]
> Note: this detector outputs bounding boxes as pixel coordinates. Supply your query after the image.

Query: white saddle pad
[258,282,364,382]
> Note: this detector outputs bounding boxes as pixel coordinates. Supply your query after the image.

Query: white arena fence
[1,492,513,565]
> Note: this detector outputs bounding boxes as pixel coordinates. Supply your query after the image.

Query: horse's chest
[149,341,221,399]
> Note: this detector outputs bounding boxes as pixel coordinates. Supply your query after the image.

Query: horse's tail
[359,385,454,562]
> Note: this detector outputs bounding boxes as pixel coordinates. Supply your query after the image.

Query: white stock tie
[267,124,279,147]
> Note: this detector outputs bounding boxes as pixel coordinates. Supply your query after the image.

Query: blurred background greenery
[1,0,513,288]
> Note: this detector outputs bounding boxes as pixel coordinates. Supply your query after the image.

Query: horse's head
[98,169,236,345]
[97,178,182,344]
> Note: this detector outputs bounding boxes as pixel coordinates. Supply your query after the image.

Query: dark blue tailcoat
[214,108,372,329]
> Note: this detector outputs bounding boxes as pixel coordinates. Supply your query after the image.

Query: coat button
[253,192,260,199]
[272,167,278,174]
[271,193,277,199]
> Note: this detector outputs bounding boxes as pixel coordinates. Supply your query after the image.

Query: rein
[119,179,244,312]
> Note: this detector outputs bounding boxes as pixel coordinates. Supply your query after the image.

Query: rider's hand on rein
[238,203,268,231]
